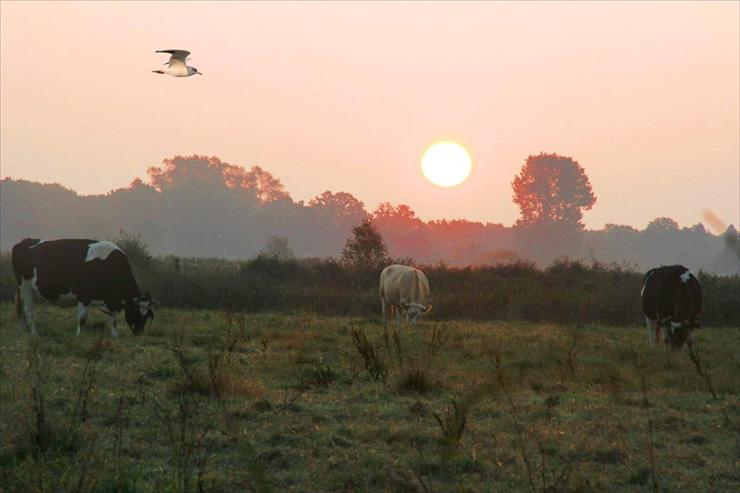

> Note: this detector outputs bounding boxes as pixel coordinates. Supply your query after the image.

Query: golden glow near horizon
[0,2,738,227]
[421,142,472,187]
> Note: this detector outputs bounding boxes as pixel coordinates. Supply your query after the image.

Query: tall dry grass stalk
[687,345,718,400]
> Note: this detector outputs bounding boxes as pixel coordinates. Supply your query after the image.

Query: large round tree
[512,153,596,227]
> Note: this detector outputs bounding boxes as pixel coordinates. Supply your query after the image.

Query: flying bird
[152,50,203,77]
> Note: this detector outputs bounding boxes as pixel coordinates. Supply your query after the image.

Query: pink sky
[1,1,738,229]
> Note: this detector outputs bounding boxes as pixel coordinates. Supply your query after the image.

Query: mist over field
[2,155,738,274]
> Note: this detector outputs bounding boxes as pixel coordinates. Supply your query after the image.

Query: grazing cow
[640,265,702,349]
[12,238,156,337]
[379,264,432,327]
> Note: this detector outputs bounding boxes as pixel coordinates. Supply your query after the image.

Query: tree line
[1,153,737,274]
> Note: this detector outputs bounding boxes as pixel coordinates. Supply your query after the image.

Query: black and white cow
[12,238,156,337]
[640,265,702,349]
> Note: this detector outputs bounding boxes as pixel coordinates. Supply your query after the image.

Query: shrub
[113,230,153,269]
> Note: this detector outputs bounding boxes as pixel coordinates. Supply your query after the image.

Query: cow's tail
[15,286,23,320]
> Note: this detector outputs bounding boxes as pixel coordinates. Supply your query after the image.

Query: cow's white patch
[85,241,121,262]
[680,270,693,283]
[27,268,50,302]
[670,321,683,335]
[640,271,655,298]
[30,268,39,292]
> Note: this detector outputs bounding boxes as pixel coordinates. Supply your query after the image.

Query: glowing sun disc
[421,142,472,187]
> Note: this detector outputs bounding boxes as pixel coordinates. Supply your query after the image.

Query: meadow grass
[0,303,738,492]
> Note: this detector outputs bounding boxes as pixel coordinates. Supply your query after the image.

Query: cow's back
[401,268,429,304]
[380,264,429,305]
[380,265,404,304]
[642,265,700,321]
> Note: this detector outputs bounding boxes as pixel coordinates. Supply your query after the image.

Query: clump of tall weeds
[433,398,469,461]
[562,325,584,380]
[489,340,581,493]
[223,308,253,345]
[351,327,388,382]
[295,353,343,388]
[349,324,450,393]
[687,344,718,400]
[393,325,451,393]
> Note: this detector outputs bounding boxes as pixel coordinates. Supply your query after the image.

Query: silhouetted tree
[147,155,290,202]
[511,153,596,264]
[247,166,291,202]
[114,230,152,268]
[260,236,295,260]
[426,219,511,265]
[309,191,368,225]
[512,153,596,227]
[514,221,585,266]
[645,217,680,234]
[587,223,641,266]
[303,191,368,256]
[714,225,740,273]
[372,202,429,259]
[341,219,389,269]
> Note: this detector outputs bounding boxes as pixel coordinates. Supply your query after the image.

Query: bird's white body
[161,65,198,77]
[153,49,202,77]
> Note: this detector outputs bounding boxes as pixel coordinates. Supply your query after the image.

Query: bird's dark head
[191,67,202,75]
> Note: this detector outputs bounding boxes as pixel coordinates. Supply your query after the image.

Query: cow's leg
[396,305,402,328]
[76,303,89,336]
[645,317,657,346]
[382,300,388,326]
[15,287,26,331]
[20,282,37,335]
[108,313,118,338]
[663,326,674,346]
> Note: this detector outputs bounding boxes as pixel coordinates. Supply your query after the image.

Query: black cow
[640,265,702,349]
[12,238,156,337]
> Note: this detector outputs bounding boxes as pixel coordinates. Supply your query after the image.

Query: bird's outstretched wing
[156,49,191,68]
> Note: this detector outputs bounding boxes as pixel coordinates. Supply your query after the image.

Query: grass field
[1,303,738,492]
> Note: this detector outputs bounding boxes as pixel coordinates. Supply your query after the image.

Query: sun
[421,142,472,187]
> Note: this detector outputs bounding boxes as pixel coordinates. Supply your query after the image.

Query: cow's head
[660,317,698,349]
[401,302,432,324]
[659,280,700,349]
[125,293,158,335]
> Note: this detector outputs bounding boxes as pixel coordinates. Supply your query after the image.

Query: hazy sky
[1,1,738,229]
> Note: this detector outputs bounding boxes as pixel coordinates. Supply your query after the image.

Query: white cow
[379,264,432,327]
